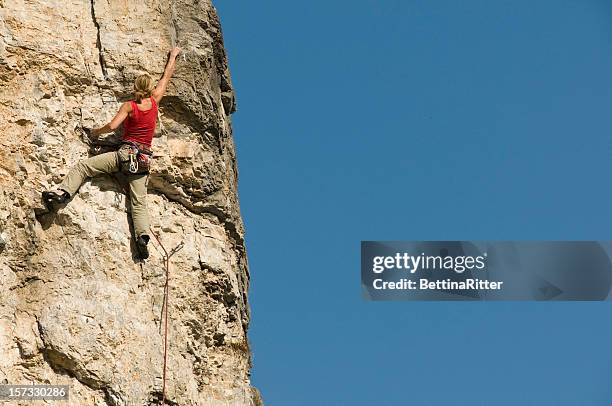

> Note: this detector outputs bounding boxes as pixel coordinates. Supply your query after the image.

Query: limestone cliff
[0,1,261,404]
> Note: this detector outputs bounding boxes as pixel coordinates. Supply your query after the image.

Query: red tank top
[122,96,157,147]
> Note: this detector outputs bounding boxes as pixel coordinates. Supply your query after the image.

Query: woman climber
[42,46,182,260]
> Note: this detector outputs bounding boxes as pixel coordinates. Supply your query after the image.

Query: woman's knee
[73,160,91,177]
[130,194,148,211]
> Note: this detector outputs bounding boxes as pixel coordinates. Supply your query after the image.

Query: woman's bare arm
[91,102,132,137]
[152,47,181,103]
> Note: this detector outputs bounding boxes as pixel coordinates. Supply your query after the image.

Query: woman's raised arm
[152,47,181,103]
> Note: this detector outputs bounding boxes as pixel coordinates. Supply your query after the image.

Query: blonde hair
[134,74,154,102]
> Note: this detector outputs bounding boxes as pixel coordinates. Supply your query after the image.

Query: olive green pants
[59,145,150,237]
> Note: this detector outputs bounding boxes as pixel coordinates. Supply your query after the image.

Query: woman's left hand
[83,127,98,138]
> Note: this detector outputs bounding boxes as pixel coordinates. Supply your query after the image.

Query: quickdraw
[128,144,139,173]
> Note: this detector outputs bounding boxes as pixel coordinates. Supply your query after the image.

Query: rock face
[0,1,261,405]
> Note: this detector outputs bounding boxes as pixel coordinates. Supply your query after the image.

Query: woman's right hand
[170,47,182,58]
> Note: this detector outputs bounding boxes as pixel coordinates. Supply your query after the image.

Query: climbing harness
[120,141,153,175]
[150,229,184,406]
[78,126,153,175]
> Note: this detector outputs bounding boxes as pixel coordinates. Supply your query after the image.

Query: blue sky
[215,1,612,404]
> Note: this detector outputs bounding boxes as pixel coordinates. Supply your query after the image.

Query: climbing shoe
[136,234,150,260]
[42,189,70,211]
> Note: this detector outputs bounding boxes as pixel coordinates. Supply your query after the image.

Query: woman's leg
[128,173,150,258]
[127,174,150,237]
[59,151,120,196]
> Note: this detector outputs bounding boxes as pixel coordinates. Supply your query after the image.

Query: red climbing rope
[153,230,169,406]
[150,229,183,406]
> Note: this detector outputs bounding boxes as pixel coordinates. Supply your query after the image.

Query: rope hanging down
[150,230,184,406]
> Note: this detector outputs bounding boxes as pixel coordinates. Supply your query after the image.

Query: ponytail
[134,74,154,102]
